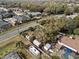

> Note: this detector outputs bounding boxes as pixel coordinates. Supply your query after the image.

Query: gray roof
[27,12,41,16]
[0,19,2,21]
[13,15,30,21]
[0,21,9,27]
[1,51,21,59]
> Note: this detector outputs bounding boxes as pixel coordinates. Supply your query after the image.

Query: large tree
[52,56,60,59]
[64,7,74,15]
[74,5,79,13]
[74,28,79,35]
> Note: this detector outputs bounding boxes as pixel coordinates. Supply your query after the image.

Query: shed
[44,43,52,51]
[29,45,40,56]
[3,18,17,26]
[33,39,41,47]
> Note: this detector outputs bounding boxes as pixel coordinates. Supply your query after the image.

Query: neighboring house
[0,7,8,12]
[0,20,11,32]
[24,10,30,13]
[27,12,41,17]
[29,45,40,56]
[13,15,30,23]
[9,8,24,16]
[2,12,14,18]
[0,8,14,18]
[1,51,21,59]
[3,18,17,26]
[44,43,52,51]
[0,9,6,15]
[13,11,24,16]
[58,36,79,53]
[33,39,41,47]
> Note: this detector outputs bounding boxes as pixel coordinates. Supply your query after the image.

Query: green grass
[0,43,16,58]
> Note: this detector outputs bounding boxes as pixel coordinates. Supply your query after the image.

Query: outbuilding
[29,45,40,56]
[33,39,41,47]
[3,18,17,26]
[0,21,11,32]
[44,43,52,51]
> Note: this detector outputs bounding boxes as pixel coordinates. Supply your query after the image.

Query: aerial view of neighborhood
[0,0,79,59]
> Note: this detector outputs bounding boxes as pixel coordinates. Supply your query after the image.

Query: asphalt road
[0,21,38,42]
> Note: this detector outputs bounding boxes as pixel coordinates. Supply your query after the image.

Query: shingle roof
[59,36,79,53]
[0,21,9,27]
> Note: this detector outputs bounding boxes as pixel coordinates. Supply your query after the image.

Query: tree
[39,16,67,42]
[52,56,60,59]
[64,7,74,15]
[74,6,79,13]
[55,3,66,14]
[74,28,79,35]
[21,2,45,12]
[74,16,79,26]
[16,41,24,48]
[43,2,67,14]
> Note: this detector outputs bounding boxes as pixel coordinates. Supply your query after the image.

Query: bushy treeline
[38,15,79,42]
[20,2,79,15]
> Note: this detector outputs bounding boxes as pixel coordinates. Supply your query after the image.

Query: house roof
[13,11,24,16]
[0,7,8,11]
[59,36,79,53]
[0,21,9,27]
[29,45,40,56]
[33,39,41,47]
[3,18,17,22]
[1,51,21,59]
[27,12,41,16]
[44,43,52,51]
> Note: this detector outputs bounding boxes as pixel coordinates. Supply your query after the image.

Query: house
[44,43,52,51]
[58,36,79,53]
[27,12,41,17]
[13,15,30,23]
[0,7,8,12]
[11,8,24,16]
[13,11,24,16]
[1,51,21,59]
[3,18,17,26]
[8,8,25,16]
[0,20,11,32]
[29,45,40,56]
[33,39,41,47]
[2,12,14,18]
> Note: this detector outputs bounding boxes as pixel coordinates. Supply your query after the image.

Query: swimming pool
[63,48,77,59]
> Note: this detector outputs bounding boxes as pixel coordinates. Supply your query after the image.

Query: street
[0,21,38,42]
